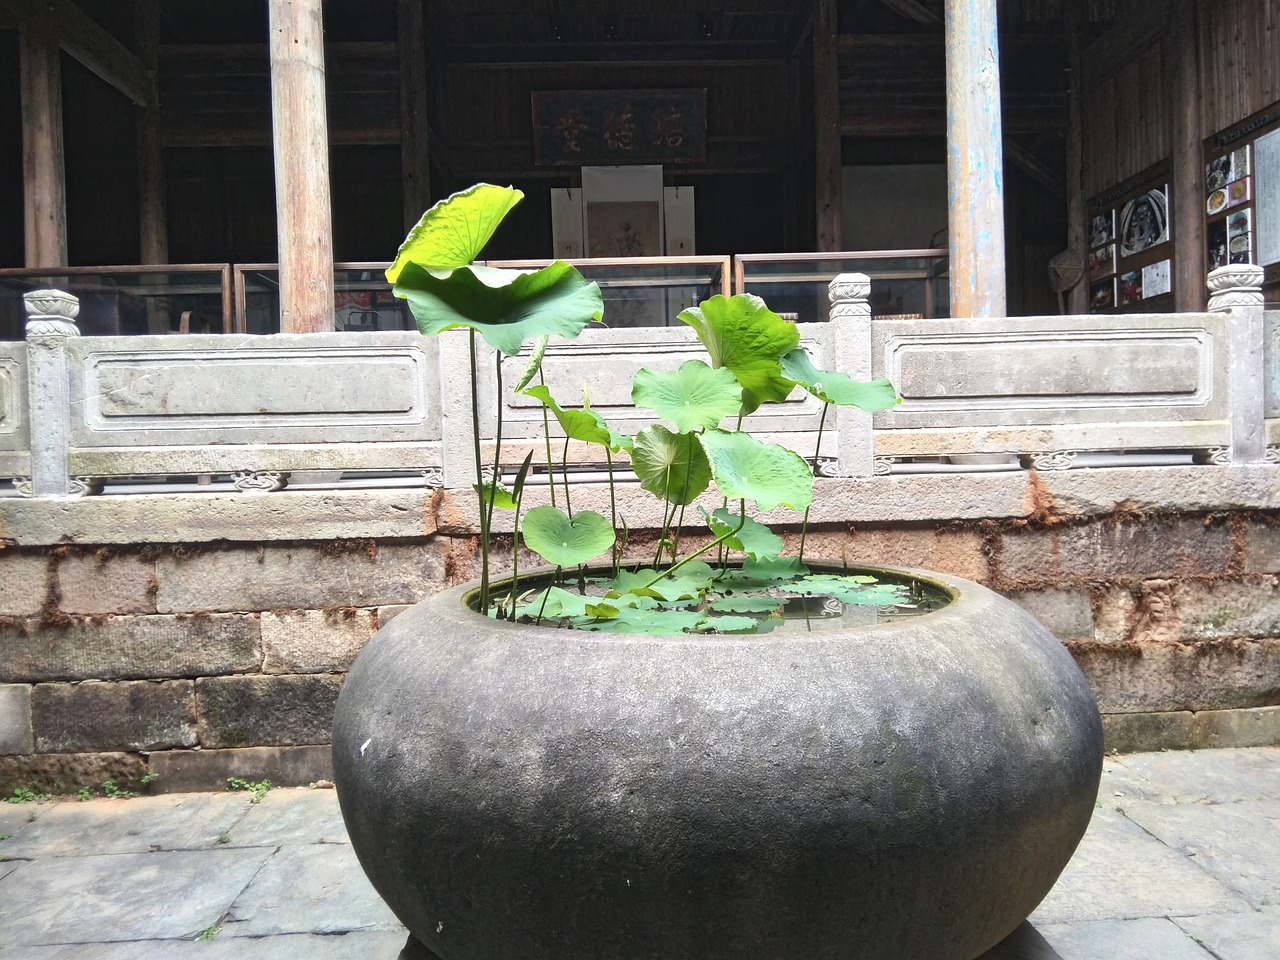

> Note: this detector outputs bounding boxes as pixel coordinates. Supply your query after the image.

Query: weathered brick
[0,614,261,683]
[196,674,343,748]
[154,542,449,613]
[261,609,377,674]
[0,684,33,755]
[1243,517,1280,574]
[32,680,196,752]
[781,526,990,582]
[147,744,333,792]
[1172,577,1280,639]
[0,751,148,796]
[0,551,49,616]
[1005,586,1094,640]
[375,604,412,627]
[55,551,157,615]
[1093,582,1180,645]
[1068,638,1280,714]
[998,516,1233,584]
[1103,706,1280,753]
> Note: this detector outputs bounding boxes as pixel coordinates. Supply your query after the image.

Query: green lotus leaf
[709,595,786,614]
[513,335,549,393]
[394,260,604,357]
[576,608,712,635]
[523,384,629,451]
[700,506,783,560]
[632,361,742,432]
[521,507,616,567]
[473,480,517,510]
[716,555,810,591]
[791,575,910,606]
[608,561,713,602]
[780,348,901,411]
[697,429,814,513]
[519,586,616,621]
[698,614,761,633]
[386,184,523,282]
[630,425,712,505]
[677,294,800,416]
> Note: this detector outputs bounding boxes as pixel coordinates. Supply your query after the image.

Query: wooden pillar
[136,0,166,266]
[814,0,841,251]
[399,0,432,230]
[944,0,1006,317]
[1168,0,1206,312]
[19,21,68,268]
[268,0,335,333]
[1065,21,1087,315]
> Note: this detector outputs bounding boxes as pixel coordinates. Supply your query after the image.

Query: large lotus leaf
[678,294,800,415]
[522,384,630,452]
[697,429,813,513]
[576,608,711,635]
[521,506,615,567]
[631,361,742,432]
[700,506,783,560]
[630,425,712,505]
[780,348,901,412]
[791,573,909,606]
[709,594,786,614]
[386,184,523,282]
[520,586,619,621]
[394,260,603,356]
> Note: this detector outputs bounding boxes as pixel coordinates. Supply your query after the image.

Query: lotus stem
[538,370,556,508]
[638,503,747,592]
[469,330,490,613]
[605,447,620,576]
[797,403,829,565]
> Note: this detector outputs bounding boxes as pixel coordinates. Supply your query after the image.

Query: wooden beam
[878,0,942,28]
[3,0,152,105]
[944,0,1006,318]
[1167,0,1205,312]
[814,0,841,251]
[1065,19,1087,314]
[1003,137,1064,200]
[1081,0,1172,87]
[135,0,167,266]
[399,0,432,230]
[19,20,68,268]
[268,0,335,333]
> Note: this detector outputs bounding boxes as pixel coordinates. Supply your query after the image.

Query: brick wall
[2,507,1279,795]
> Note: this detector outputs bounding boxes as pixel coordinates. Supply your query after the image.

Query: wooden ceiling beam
[1003,137,1065,199]
[1,0,151,105]
[877,0,942,28]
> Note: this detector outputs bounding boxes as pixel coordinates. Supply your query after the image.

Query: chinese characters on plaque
[533,90,707,166]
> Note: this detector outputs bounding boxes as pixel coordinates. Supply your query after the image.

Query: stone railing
[3,265,1275,498]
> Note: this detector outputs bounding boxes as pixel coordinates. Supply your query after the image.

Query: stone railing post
[23,289,80,497]
[1207,264,1266,464]
[828,272,875,477]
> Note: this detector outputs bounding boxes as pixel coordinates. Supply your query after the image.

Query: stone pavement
[0,747,1277,959]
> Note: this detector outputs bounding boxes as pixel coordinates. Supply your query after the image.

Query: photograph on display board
[1119,186,1169,257]
[1225,177,1251,208]
[1208,186,1229,216]
[1207,218,1229,268]
[1090,278,1115,311]
[1088,244,1115,279]
[1206,155,1233,192]
[1231,146,1250,179]
[1228,208,1252,263]
[1118,270,1143,306]
[1089,211,1114,248]
[1142,260,1172,299]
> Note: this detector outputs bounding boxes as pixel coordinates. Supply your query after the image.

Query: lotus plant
[390,183,905,634]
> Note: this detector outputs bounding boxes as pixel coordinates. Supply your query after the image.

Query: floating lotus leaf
[709,595,786,614]
[631,425,712,505]
[700,507,783,560]
[678,294,799,415]
[521,507,615,567]
[697,429,814,513]
[386,183,523,282]
[576,608,712,634]
[632,361,742,432]
[394,260,603,357]
[780,348,901,411]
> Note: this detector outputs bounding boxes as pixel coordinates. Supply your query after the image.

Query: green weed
[227,777,272,804]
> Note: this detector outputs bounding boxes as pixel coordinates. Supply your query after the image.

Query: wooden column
[268,0,335,333]
[944,0,1006,318]
[1168,0,1206,312]
[1065,21,1087,315]
[399,0,432,231]
[814,0,841,251]
[19,21,68,268]
[136,0,166,266]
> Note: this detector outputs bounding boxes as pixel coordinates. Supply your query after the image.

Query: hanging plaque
[532,90,707,166]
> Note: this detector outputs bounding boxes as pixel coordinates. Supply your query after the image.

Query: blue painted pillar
[945,0,1007,318]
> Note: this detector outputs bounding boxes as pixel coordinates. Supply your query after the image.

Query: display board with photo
[1088,172,1173,313]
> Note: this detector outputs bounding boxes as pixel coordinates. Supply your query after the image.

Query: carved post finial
[828,272,871,322]
[1207,263,1266,463]
[24,288,80,337]
[1206,264,1264,313]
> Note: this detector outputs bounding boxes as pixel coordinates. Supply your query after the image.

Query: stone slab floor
[0,747,1276,959]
